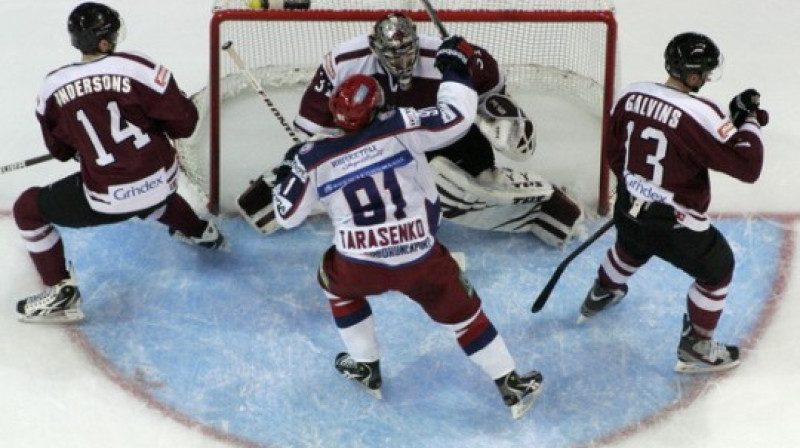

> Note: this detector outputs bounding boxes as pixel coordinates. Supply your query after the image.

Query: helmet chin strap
[683,73,706,93]
[82,40,115,60]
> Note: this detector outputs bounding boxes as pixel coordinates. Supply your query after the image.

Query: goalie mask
[476,94,536,162]
[369,13,419,91]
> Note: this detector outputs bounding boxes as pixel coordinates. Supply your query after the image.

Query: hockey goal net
[180,0,617,215]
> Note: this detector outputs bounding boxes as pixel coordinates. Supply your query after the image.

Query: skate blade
[339,373,383,400]
[18,308,85,324]
[674,359,741,374]
[353,381,383,400]
[576,314,590,324]
[510,384,543,420]
[364,386,383,400]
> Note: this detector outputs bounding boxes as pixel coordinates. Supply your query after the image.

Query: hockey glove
[237,172,278,234]
[729,89,768,127]
[272,142,304,183]
[434,36,474,77]
[237,143,303,235]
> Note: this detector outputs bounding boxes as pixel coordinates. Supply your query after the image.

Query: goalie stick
[531,219,614,313]
[221,40,301,143]
[419,0,449,38]
[1,154,55,175]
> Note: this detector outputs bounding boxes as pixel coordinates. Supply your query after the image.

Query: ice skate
[675,314,740,373]
[17,276,84,324]
[335,352,382,399]
[577,279,628,324]
[495,369,543,420]
[170,219,225,249]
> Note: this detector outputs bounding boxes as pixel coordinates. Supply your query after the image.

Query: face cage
[375,44,418,89]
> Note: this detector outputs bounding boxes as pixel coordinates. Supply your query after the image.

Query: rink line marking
[65,326,272,448]
[583,212,799,448]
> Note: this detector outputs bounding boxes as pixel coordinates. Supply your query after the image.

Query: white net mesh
[214,0,615,11]
[179,0,616,213]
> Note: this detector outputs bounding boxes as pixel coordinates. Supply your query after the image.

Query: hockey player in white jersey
[238,12,583,247]
[271,37,543,419]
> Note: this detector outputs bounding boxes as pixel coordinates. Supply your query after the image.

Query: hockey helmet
[329,75,385,131]
[664,32,722,91]
[68,2,124,54]
[369,13,419,90]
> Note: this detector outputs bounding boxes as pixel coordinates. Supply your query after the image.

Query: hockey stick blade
[531,219,614,313]
[418,0,449,38]
[1,154,55,175]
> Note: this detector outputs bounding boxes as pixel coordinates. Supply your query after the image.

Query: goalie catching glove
[476,93,536,162]
[236,143,304,234]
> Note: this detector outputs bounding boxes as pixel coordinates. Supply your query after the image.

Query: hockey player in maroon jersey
[271,37,543,419]
[576,32,768,373]
[13,2,224,324]
[238,12,583,247]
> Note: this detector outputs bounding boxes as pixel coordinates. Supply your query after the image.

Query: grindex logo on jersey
[154,66,170,87]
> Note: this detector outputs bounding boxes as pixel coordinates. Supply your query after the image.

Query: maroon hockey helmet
[329,75,385,131]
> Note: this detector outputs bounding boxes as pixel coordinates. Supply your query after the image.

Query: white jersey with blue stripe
[274,77,477,266]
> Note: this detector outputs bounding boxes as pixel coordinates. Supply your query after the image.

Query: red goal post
[189,2,617,215]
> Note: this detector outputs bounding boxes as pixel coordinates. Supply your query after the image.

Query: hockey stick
[419,0,449,38]
[531,219,614,313]
[0,154,55,175]
[221,40,301,143]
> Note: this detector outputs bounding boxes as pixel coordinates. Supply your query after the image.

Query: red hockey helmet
[328,74,385,131]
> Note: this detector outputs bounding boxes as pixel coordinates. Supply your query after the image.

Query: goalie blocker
[237,171,280,234]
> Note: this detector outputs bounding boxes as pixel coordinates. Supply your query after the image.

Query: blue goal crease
[59,215,789,448]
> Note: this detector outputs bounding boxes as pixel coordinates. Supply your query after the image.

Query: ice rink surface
[1,1,799,447]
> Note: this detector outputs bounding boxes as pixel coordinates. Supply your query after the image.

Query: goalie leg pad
[528,188,585,247]
[237,173,281,234]
[430,156,553,209]
[431,156,584,246]
[430,156,556,233]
